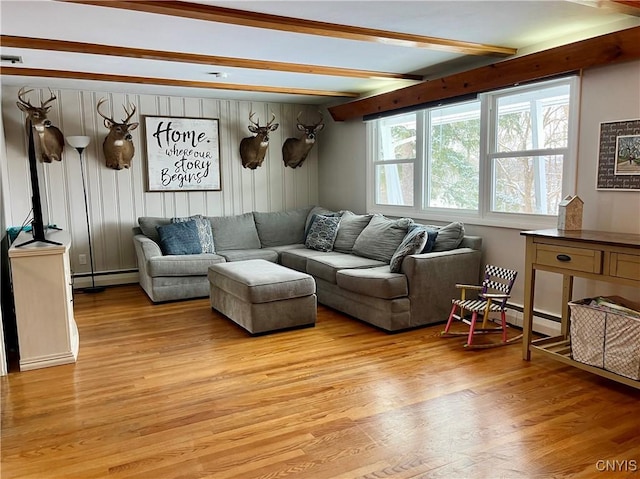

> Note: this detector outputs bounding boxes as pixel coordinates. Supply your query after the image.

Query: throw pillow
[156,220,202,255]
[172,214,215,253]
[389,228,428,273]
[305,214,341,252]
[207,212,261,250]
[304,211,342,242]
[352,214,413,263]
[427,221,465,252]
[253,207,312,247]
[305,206,341,232]
[333,211,373,254]
[409,224,439,253]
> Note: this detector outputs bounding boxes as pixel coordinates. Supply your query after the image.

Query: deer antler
[266,112,277,127]
[17,87,35,108]
[122,103,136,124]
[296,111,323,126]
[40,88,57,109]
[248,111,260,127]
[96,98,116,124]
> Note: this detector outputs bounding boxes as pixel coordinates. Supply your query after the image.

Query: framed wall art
[596,118,640,191]
[144,116,221,191]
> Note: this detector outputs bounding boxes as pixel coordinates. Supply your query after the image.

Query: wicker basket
[569,297,640,380]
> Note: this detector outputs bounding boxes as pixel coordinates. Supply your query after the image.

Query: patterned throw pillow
[172,214,215,253]
[304,212,342,242]
[156,220,202,255]
[305,214,341,252]
[389,228,428,273]
[409,224,439,253]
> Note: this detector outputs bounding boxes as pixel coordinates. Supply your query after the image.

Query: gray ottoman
[208,259,316,334]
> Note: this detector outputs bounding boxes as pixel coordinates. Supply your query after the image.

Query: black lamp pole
[67,138,105,294]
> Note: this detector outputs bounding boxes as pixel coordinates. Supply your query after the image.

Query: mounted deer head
[282,112,324,168]
[16,87,65,163]
[97,98,138,170]
[239,111,279,169]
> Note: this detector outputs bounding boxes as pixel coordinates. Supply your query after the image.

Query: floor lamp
[66,136,105,294]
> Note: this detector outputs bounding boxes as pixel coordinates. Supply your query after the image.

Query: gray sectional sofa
[132,206,482,332]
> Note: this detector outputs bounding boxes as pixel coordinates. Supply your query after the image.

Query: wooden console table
[520,229,640,389]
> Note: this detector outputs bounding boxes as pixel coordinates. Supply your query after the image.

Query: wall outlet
[79,254,87,265]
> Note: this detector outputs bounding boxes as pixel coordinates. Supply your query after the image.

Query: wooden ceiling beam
[328,26,640,121]
[63,0,517,57]
[609,0,640,15]
[0,35,423,82]
[0,67,360,98]
[568,0,640,17]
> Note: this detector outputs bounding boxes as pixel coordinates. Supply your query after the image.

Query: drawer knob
[557,254,572,262]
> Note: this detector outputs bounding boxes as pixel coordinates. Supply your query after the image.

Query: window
[489,83,571,216]
[427,101,480,210]
[374,113,416,206]
[368,77,579,228]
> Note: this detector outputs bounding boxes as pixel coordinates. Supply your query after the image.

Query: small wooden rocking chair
[441,264,521,349]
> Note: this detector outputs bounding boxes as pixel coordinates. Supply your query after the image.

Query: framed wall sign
[144,116,221,191]
[596,118,640,191]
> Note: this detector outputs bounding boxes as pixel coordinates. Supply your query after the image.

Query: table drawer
[610,253,640,281]
[535,244,602,273]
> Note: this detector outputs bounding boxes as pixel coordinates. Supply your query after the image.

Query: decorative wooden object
[557,195,583,231]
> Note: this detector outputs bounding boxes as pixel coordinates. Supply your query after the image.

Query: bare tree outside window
[492,86,570,214]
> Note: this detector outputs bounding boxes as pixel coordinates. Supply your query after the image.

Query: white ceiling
[1,0,639,105]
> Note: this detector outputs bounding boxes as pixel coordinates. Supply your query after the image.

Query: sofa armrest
[133,234,163,259]
[401,247,483,326]
[459,235,482,250]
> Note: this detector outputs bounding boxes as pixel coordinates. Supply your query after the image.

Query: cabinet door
[9,232,78,370]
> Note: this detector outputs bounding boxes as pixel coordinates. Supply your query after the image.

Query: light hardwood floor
[2,284,639,479]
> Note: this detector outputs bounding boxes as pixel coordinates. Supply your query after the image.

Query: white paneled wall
[1,86,320,279]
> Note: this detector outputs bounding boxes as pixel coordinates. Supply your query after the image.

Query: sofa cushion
[389,228,428,273]
[333,211,372,254]
[147,253,226,277]
[280,248,333,272]
[305,214,341,252]
[208,260,315,304]
[138,217,171,244]
[306,253,386,284]
[208,212,261,250]
[352,214,413,263]
[156,220,202,255]
[253,207,312,247]
[265,243,306,254]
[216,249,278,263]
[336,266,408,300]
[172,214,215,253]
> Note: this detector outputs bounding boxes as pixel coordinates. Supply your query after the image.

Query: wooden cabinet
[8,230,78,371]
[521,229,640,389]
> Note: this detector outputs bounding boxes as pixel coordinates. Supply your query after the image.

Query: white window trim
[366,76,580,230]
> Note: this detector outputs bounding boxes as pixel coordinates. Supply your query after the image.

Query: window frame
[366,76,580,230]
